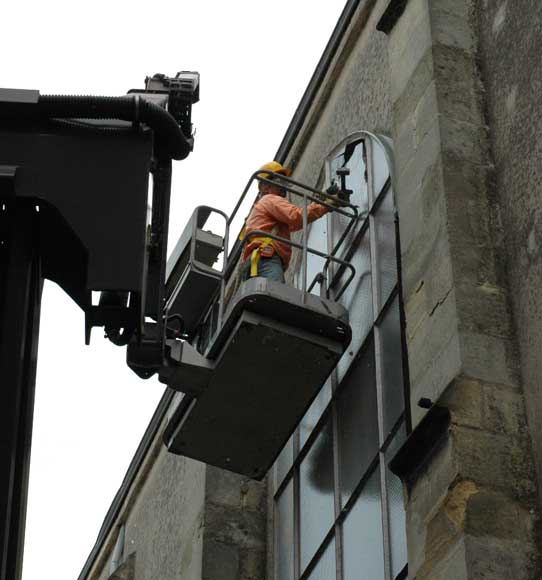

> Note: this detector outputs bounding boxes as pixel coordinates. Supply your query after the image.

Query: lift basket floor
[164,279,351,479]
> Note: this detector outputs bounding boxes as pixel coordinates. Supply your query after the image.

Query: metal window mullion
[331,403,342,580]
[273,495,279,580]
[302,193,308,303]
[374,316,392,580]
[325,165,342,580]
[393,205,413,435]
[293,428,301,580]
[326,181,341,398]
[369,138,392,580]
[379,454,392,580]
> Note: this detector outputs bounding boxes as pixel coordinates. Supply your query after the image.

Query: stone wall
[202,468,266,580]
[477,0,542,504]
[380,0,541,577]
[85,436,266,580]
[283,0,393,281]
[286,0,393,183]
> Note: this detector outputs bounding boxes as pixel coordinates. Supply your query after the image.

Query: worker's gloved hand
[324,183,348,208]
[314,183,339,205]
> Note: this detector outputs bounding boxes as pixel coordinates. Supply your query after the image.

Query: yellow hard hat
[258,161,292,180]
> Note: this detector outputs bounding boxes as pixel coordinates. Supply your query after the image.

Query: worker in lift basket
[242,161,333,284]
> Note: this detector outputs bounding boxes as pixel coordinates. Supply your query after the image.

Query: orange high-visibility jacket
[242,193,329,269]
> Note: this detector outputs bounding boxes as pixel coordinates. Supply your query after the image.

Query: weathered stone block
[433,44,482,125]
[408,334,462,427]
[453,425,537,502]
[440,115,488,165]
[417,537,468,580]
[388,0,432,100]
[204,503,266,550]
[465,489,534,541]
[239,548,266,580]
[460,331,517,388]
[440,377,483,429]
[431,0,470,19]
[414,80,440,147]
[202,540,239,580]
[465,535,538,580]
[454,283,512,339]
[400,202,450,296]
[205,466,266,512]
[394,114,417,176]
[430,9,475,52]
[406,437,458,571]
[206,467,244,509]
[482,383,529,436]
[392,48,434,133]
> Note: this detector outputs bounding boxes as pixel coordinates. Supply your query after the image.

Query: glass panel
[300,421,335,572]
[306,537,336,580]
[342,468,385,580]
[275,479,295,580]
[386,425,408,579]
[300,379,332,448]
[371,140,390,200]
[330,140,368,220]
[375,187,397,310]
[305,212,329,295]
[337,339,378,506]
[330,141,369,258]
[378,297,404,439]
[274,434,293,489]
[337,231,372,381]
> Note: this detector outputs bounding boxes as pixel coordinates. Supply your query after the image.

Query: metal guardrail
[223,170,360,307]
[189,170,360,349]
[240,229,356,301]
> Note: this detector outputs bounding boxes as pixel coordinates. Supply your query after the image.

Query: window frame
[273,132,411,580]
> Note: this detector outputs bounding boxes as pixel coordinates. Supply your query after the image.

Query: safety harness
[240,224,280,277]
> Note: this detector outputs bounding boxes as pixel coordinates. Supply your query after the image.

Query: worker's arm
[261,195,329,232]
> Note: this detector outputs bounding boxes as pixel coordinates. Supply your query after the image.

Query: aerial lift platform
[158,171,358,478]
[0,71,358,580]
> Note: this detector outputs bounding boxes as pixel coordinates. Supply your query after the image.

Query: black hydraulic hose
[36,95,192,160]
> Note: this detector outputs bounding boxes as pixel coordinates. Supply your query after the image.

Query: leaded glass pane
[300,379,332,448]
[378,297,404,438]
[306,538,336,580]
[300,421,335,572]
[337,339,378,506]
[371,140,390,199]
[342,468,385,580]
[274,434,293,489]
[374,187,396,310]
[386,425,408,579]
[275,480,295,580]
[336,231,372,380]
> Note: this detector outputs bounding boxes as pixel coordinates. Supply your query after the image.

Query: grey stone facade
[80,1,542,579]
[82,417,266,580]
[381,0,541,577]
[478,0,542,505]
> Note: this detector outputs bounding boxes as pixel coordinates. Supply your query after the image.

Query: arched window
[273,133,409,580]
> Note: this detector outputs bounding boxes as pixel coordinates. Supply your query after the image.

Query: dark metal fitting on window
[418,397,433,409]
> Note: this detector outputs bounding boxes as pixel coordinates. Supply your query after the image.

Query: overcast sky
[1,2,346,579]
